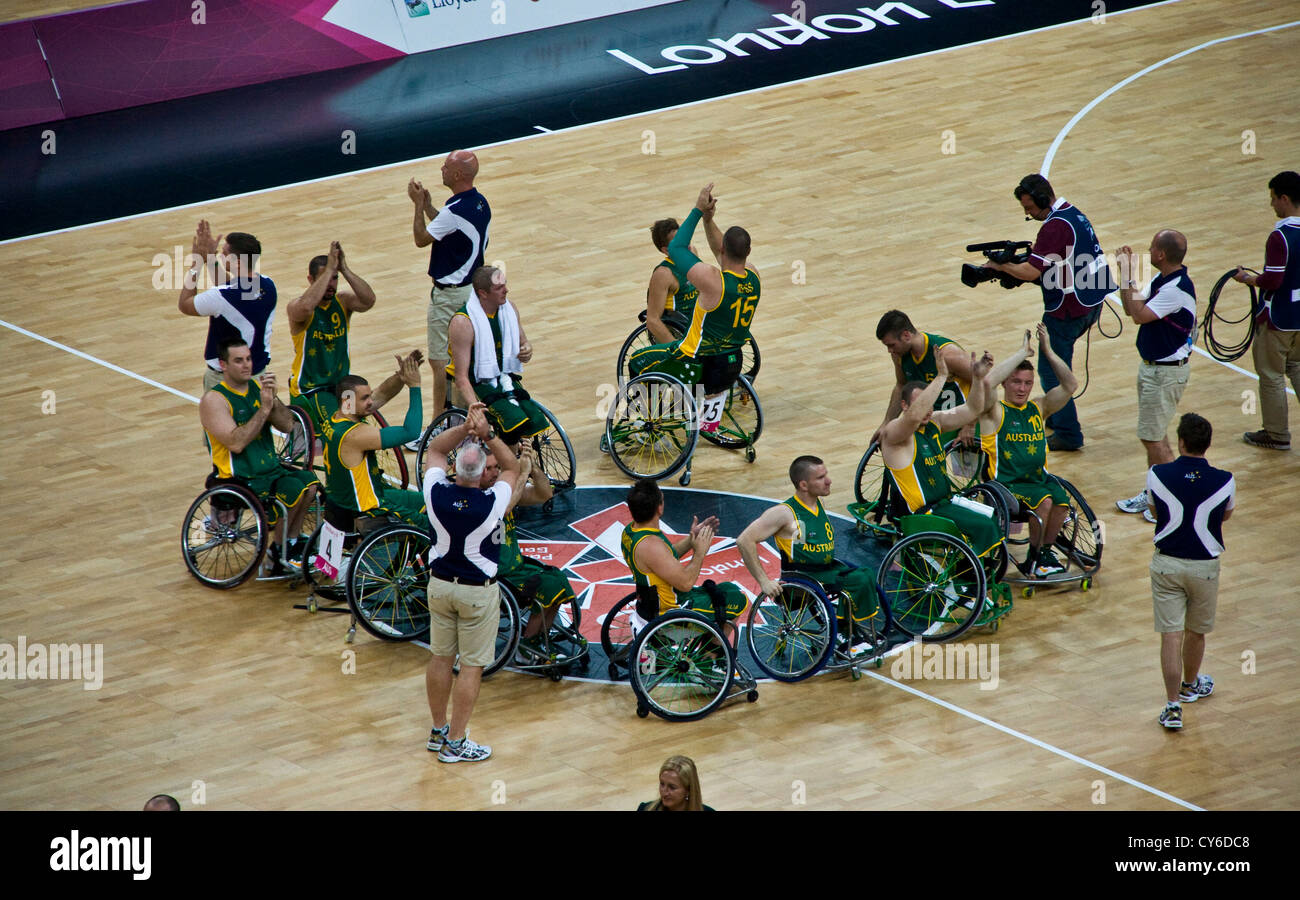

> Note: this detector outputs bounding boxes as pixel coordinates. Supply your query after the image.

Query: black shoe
[1047,434,1083,452]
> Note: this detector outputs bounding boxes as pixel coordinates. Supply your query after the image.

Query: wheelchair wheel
[699,375,763,451]
[741,335,761,383]
[1053,476,1103,575]
[484,584,522,678]
[618,323,674,383]
[853,442,900,541]
[371,410,410,490]
[599,592,641,679]
[530,403,576,492]
[959,482,1010,583]
[628,610,734,722]
[516,592,587,675]
[182,483,268,589]
[877,530,986,642]
[605,372,699,481]
[273,405,315,470]
[943,438,983,493]
[414,408,467,485]
[745,576,836,682]
[346,525,431,641]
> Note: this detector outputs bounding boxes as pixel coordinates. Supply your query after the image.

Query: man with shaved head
[1115,229,1196,521]
[408,149,491,428]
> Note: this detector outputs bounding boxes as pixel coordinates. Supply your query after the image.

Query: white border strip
[862,667,1203,810]
[0,0,1176,246]
[1,317,200,404]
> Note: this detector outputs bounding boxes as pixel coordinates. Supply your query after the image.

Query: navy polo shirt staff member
[408,149,492,424]
[1145,412,1235,731]
[421,402,518,763]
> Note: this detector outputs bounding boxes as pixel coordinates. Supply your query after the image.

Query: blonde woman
[637,756,712,811]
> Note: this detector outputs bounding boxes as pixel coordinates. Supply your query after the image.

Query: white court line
[0,0,1175,246]
[0,317,200,405]
[862,665,1203,810]
[1041,19,1300,177]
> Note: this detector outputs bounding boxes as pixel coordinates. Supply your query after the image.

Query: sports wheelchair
[299,502,587,678]
[412,391,576,511]
[599,587,759,722]
[181,421,324,589]
[617,309,760,385]
[744,574,892,682]
[849,441,1014,639]
[602,369,762,486]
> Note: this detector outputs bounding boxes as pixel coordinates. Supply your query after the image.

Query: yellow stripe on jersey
[205,393,236,478]
[677,298,706,358]
[289,327,306,397]
[629,527,678,613]
[887,440,927,512]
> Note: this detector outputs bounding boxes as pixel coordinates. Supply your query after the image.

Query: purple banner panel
[23,0,401,125]
[0,23,63,131]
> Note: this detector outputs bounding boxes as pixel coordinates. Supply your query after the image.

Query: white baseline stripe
[1042,19,1300,177]
[862,666,1204,810]
[1,318,200,405]
[0,0,1175,246]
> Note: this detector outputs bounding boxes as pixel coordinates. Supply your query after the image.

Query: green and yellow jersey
[621,523,683,616]
[982,400,1049,483]
[887,422,952,512]
[205,380,278,479]
[319,412,384,513]
[657,257,699,321]
[289,294,351,396]
[774,496,836,568]
[677,267,759,358]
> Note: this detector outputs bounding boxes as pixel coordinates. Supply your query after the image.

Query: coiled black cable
[1201,268,1260,362]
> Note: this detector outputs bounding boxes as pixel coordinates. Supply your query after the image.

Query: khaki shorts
[427,283,472,364]
[202,366,223,393]
[1136,361,1189,442]
[427,576,499,667]
[1151,551,1219,633]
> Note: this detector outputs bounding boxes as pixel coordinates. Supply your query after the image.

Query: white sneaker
[1116,490,1148,514]
[403,438,422,452]
[1143,508,1157,524]
[438,736,492,763]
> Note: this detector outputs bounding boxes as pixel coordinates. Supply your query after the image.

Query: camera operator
[982,175,1116,451]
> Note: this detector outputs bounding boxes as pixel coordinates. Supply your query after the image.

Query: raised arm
[178,220,221,316]
[934,352,989,433]
[669,187,722,307]
[335,243,376,313]
[701,192,724,265]
[371,350,424,410]
[409,179,433,248]
[287,242,338,330]
[1034,322,1077,416]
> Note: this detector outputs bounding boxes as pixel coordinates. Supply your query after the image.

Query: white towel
[465,293,522,394]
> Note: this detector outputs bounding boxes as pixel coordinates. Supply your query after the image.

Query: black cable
[1201,268,1260,362]
[1071,301,1122,403]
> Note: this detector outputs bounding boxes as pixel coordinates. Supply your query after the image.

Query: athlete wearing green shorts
[739,456,879,625]
[446,266,549,445]
[621,479,747,627]
[979,325,1080,576]
[319,358,426,527]
[627,185,758,432]
[287,242,376,433]
[198,339,319,573]
[880,349,1004,563]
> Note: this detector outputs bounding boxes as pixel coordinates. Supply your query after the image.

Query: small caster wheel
[598,434,609,454]
[850,667,862,682]
[636,704,649,719]
[1021,587,1034,598]
[679,470,691,486]
[746,690,759,703]
[548,669,562,683]
[875,657,883,669]
[1080,578,1091,591]
[989,618,1000,632]
[608,664,621,679]
[308,597,318,613]
[542,499,554,515]
[745,447,756,463]
[345,628,355,644]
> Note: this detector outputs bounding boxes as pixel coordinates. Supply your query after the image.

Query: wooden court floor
[1,0,1297,811]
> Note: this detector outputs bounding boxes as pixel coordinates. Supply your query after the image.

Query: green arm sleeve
[378,387,422,449]
[668,207,702,272]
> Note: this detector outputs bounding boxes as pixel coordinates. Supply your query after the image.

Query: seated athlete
[737,456,880,640]
[871,310,977,448]
[879,349,1004,567]
[287,241,377,433]
[978,324,1079,577]
[319,351,426,527]
[628,184,758,434]
[199,338,319,574]
[477,444,577,654]
[446,265,546,446]
[621,478,748,639]
[644,217,700,345]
